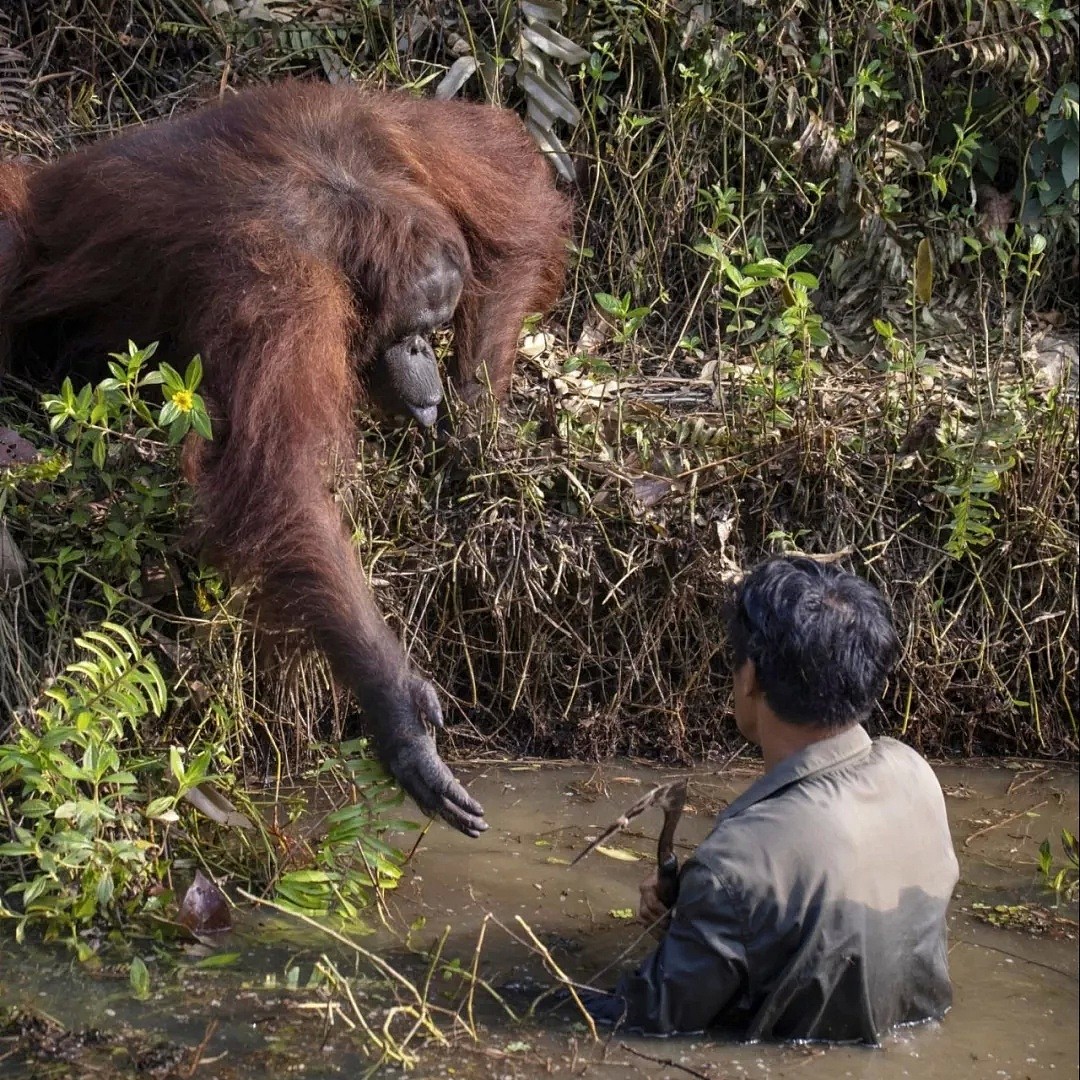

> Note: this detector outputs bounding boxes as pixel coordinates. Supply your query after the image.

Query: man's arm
[594,863,748,1035]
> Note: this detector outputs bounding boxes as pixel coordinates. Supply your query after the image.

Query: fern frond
[40,622,167,735]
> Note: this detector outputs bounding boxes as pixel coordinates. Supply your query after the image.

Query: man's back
[614,726,959,1042]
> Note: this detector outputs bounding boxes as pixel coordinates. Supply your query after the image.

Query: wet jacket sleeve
[612,863,748,1035]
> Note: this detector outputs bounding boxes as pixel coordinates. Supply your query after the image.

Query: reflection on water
[1,760,1076,1079]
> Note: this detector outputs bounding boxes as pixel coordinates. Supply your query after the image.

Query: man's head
[726,556,900,742]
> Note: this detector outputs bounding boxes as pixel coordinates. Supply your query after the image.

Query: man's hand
[638,868,672,939]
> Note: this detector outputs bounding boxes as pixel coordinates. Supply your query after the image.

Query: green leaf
[281,869,333,884]
[1038,838,1053,872]
[784,243,813,268]
[0,841,36,856]
[190,409,213,442]
[103,771,137,786]
[96,871,115,907]
[1061,139,1079,189]
[169,746,185,786]
[184,354,204,389]
[130,956,151,1000]
[742,259,786,280]
[193,952,242,969]
[22,875,52,905]
[53,801,81,821]
[167,416,189,446]
[1038,173,1065,206]
[158,362,184,391]
[145,796,176,819]
[722,261,747,288]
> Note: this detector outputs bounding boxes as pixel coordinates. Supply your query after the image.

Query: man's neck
[760,717,852,773]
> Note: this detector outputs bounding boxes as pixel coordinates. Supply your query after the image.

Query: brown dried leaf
[914,238,934,305]
[178,870,231,935]
[0,428,36,467]
[182,783,254,831]
[632,475,680,508]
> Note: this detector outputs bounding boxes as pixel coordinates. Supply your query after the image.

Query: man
[584,556,959,1044]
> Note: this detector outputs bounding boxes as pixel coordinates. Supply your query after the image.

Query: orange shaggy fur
[0,80,571,834]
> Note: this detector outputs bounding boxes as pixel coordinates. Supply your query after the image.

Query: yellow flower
[171,389,194,412]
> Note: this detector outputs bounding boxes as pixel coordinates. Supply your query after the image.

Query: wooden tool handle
[656,851,680,909]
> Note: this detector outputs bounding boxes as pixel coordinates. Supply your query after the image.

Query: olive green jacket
[611,726,959,1043]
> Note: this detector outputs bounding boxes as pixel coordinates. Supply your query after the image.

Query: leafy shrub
[1,347,414,944]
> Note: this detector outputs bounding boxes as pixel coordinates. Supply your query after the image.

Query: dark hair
[725,556,901,729]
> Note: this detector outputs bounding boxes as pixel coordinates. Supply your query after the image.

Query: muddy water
[1,760,1077,1079]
